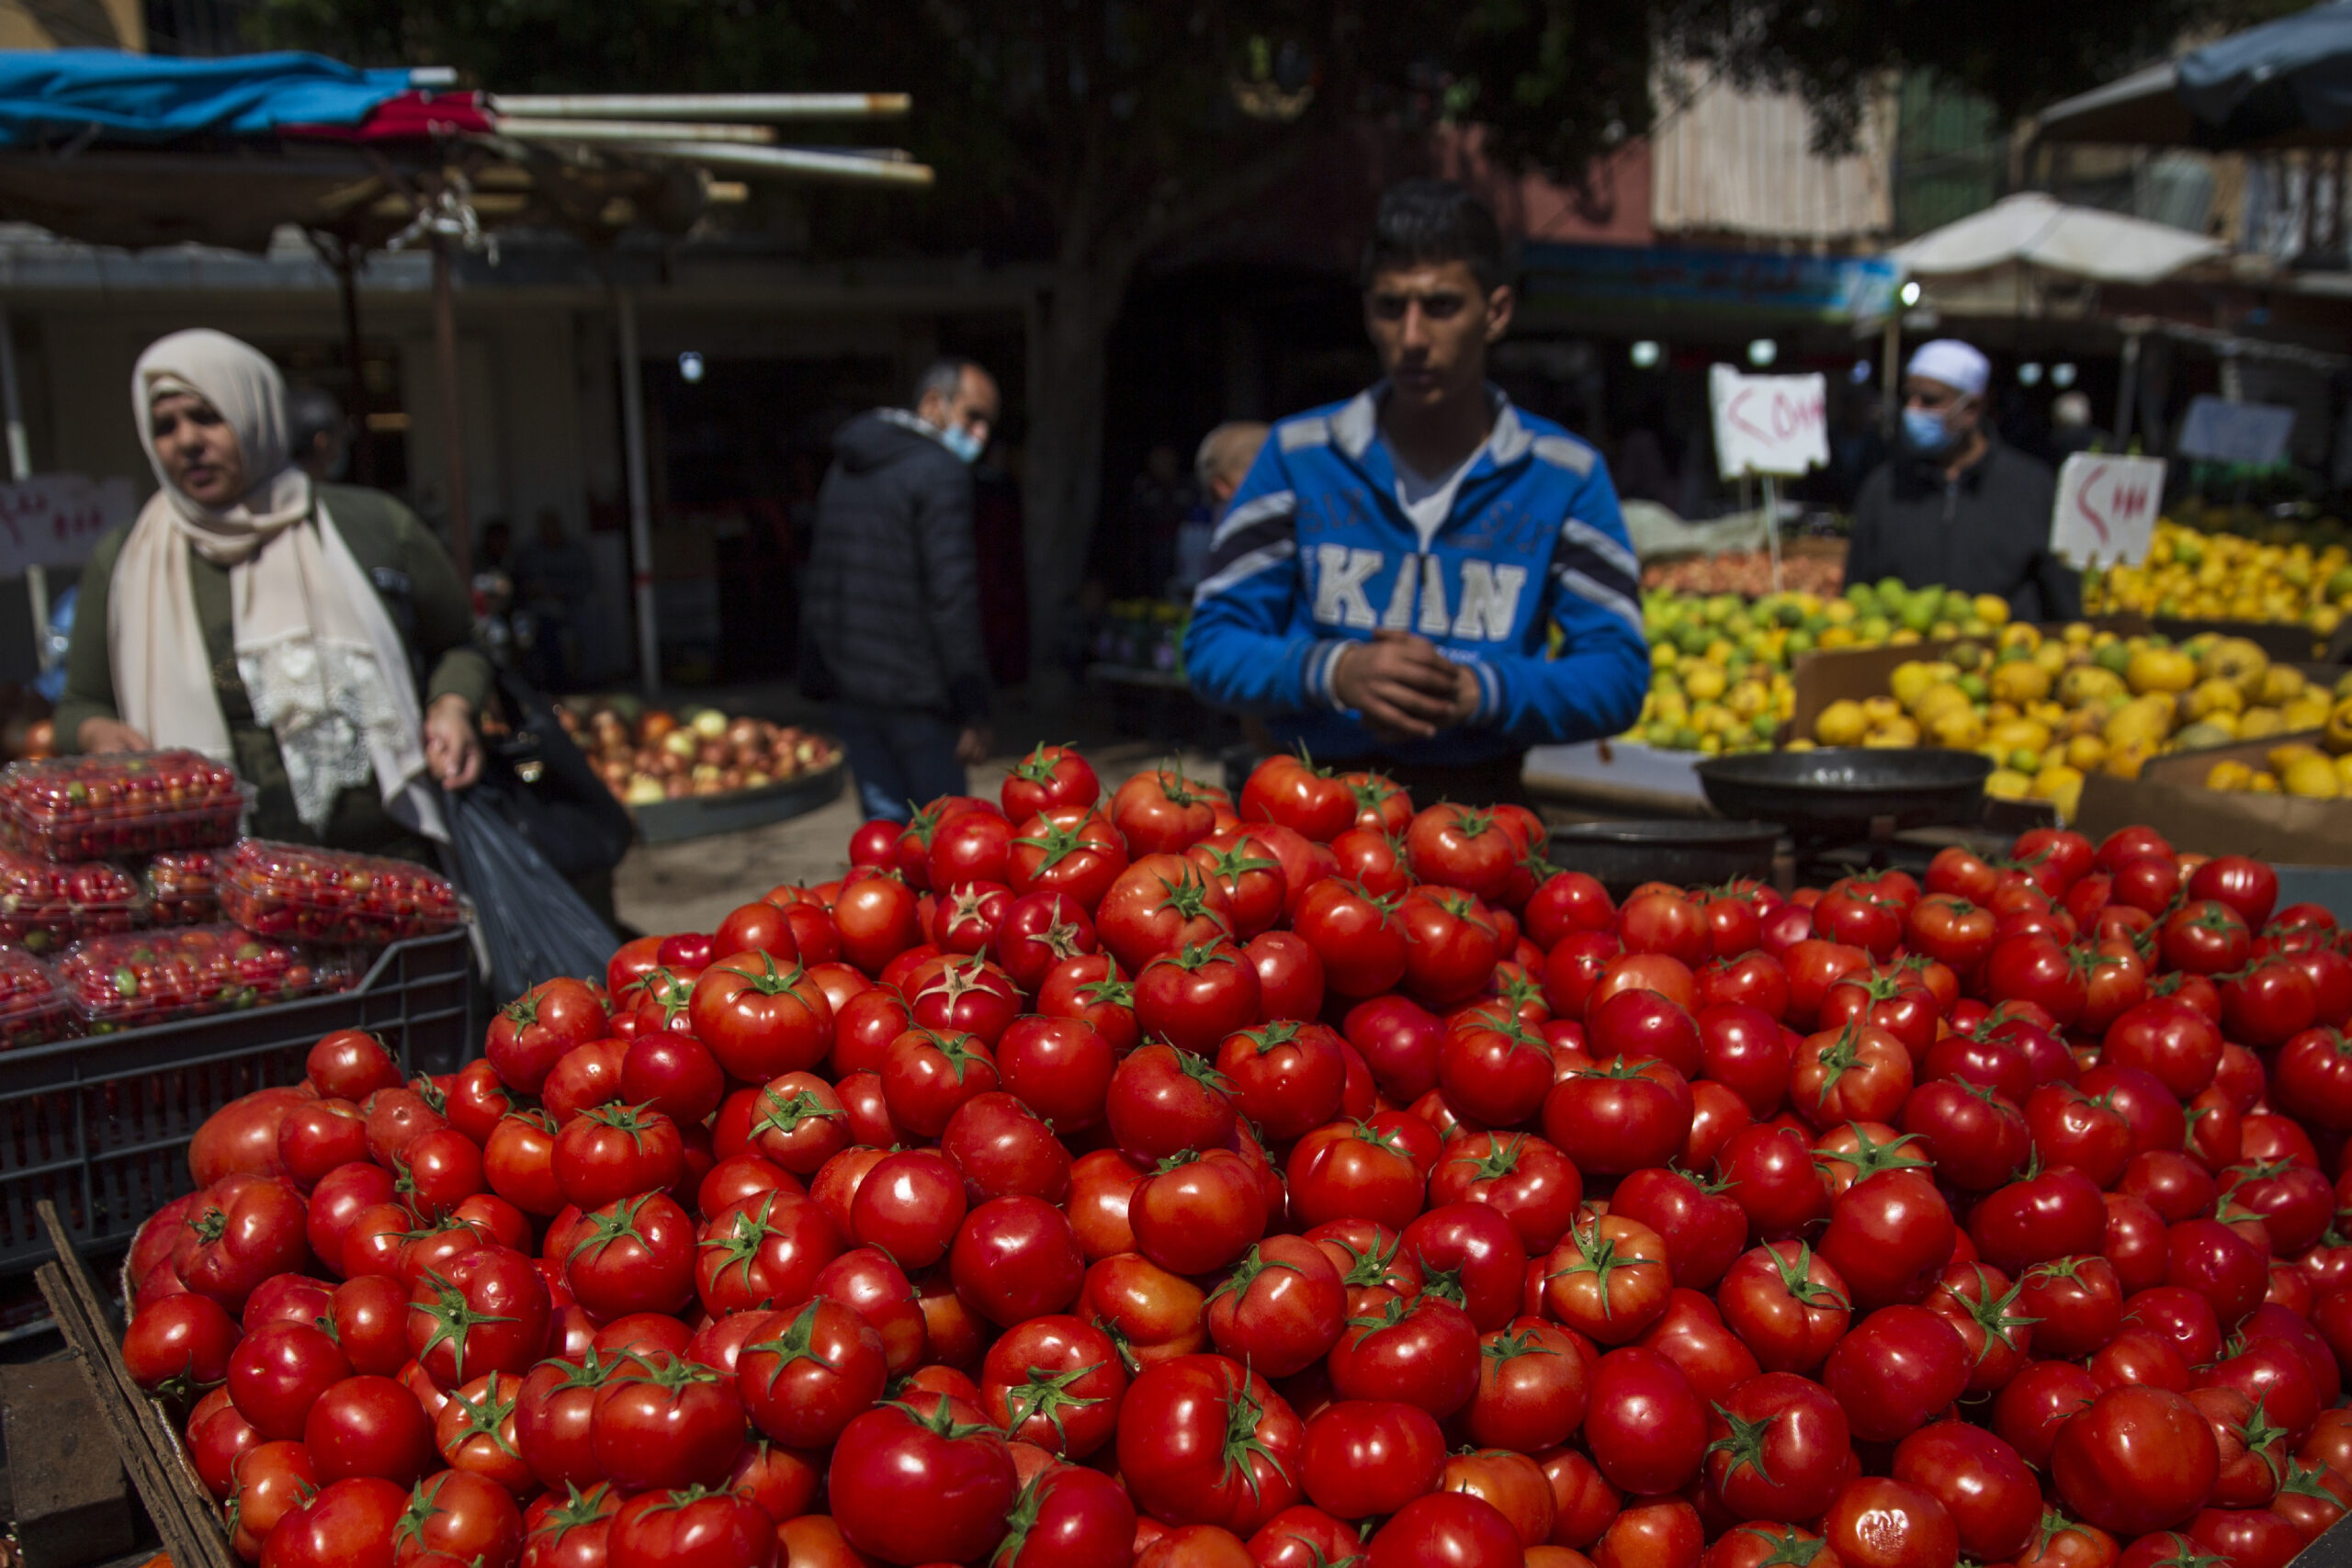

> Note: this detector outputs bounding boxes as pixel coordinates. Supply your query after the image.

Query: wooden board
[32,1201,234,1568]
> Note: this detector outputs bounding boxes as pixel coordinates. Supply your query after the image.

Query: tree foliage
[264,0,2267,249]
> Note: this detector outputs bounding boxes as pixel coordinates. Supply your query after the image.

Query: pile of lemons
[2203,698,2352,796]
[1803,627,2352,821]
[2088,520,2348,643]
[1636,581,2009,754]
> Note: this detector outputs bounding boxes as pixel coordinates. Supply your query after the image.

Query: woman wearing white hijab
[56,328,489,855]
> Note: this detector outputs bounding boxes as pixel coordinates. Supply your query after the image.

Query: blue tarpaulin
[0,50,412,147]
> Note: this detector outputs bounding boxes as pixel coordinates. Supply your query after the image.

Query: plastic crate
[0,927,476,1273]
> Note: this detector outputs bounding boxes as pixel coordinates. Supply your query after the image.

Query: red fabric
[281,91,492,141]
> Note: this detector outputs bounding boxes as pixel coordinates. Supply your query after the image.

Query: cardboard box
[1785,640,1950,745]
[2074,729,2352,865]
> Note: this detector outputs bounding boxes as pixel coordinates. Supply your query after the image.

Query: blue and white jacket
[1184,386,1650,764]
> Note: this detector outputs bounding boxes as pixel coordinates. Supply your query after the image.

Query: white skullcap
[1906,339,1990,399]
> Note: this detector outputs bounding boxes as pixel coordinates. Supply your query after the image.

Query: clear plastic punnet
[218,839,463,947]
[0,750,246,862]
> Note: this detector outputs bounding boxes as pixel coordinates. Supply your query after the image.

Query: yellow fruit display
[2126,646,2198,695]
[1815,700,1867,746]
[2206,760,2256,791]
[1794,615,2352,823]
[2284,753,2343,798]
[1636,525,2352,820]
[2089,520,2345,643]
[1990,660,2052,705]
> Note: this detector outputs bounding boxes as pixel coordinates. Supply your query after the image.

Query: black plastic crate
[0,928,476,1273]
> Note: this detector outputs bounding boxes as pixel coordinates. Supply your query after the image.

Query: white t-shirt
[1393,443,1484,550]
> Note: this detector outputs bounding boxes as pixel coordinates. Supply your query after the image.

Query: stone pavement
[611,738,1227,938]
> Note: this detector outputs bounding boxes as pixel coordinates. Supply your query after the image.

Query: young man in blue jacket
[1184,179,1650,804]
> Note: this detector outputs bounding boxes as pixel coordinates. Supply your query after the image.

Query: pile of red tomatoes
[116,744,2352,1568]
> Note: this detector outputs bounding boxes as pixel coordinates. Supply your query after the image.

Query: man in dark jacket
[802,357,1000,820]
[1844,339,2082,623]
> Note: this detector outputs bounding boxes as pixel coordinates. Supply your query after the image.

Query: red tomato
[1820,1304,1970,1443]
[1582,1344,1707,1496]
[306,1374,439,1485]
[123,1291,242,1392]
[229,1319,353,1440]
[484,980,606,1096]
[1118,1355,1305,1535]
[1293,879,1410,999]
[688,953,833,1081]
[605,1485,775,1568]
[264,1476,411,1568]
[1136,940,1263,1056]
[2051,1385,2221,1537]
[1299,1398,1447,1519]
[1113,769,1224,855]
[1822,1478,1957,1568]
[1096,854,1236,973]
[1243,755,1356,844]
[1703,1370,1849,1523]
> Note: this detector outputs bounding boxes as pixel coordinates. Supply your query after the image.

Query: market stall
[42,737,2352,1568]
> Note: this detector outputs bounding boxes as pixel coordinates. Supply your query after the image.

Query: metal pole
[2116,330,2142,450]
[431,237,472,583]
[334,242,376,488]
[492,92,911,120]
[615,290,659,696]
[0,311,47,670]
[1762,474,1783,595]
[1881,316,1901,436]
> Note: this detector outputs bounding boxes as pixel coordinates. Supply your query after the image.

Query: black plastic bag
[473,668,637,880]
[443,785,616,1001]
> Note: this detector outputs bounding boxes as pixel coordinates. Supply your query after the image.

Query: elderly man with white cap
[1844,338,2081,623]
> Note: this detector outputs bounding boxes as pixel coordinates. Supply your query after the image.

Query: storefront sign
[1709,367,1829,479]
[0,474,136,577]
[2178,396,2295,467]
[2051,453,2167,569]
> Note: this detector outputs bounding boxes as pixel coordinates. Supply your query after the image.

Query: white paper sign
[0,474,136,577]
[2051,453,2167,569]
[1709,366,1829,479]
[2177,395,2295,466]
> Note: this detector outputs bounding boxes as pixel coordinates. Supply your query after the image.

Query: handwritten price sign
[2050,454,2166,570]
[0,475,136,579]
[1709,367,1829,480]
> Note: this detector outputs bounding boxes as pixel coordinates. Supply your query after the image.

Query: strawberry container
[0,750,246,863]
[54,924,351,1035]
[0,949,74,1052]
[217,840,462,947]
[0,853,144,953]
[141,850,220,927]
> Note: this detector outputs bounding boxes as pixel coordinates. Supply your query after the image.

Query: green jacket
[56,485,492,855]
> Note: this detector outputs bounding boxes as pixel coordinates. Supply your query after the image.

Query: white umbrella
[1891,191,2223,285]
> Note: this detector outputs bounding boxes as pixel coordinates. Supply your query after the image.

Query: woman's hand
[424,694,483,790]
[78,716,151,753]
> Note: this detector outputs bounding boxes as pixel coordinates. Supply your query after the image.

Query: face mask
[939,423,985,465]
[1902,406,1955,454]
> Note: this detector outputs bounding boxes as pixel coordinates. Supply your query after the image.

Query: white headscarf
[112,328,446,841]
